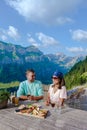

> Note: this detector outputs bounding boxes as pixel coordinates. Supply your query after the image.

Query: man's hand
[19,95,36,100]
[27,94,43,101]
[28,95,36,101]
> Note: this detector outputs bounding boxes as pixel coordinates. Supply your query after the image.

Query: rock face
[46,53,85,70]
[0,41,47,64]
[67,87,87,111]
[0,41,85,84]
[0,41,85,68]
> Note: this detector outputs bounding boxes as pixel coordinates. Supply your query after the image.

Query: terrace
[0,87,87,130]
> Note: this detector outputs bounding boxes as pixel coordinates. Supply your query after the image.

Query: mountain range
[0,41,85,68]
[46,53,85,69]
[0,41,86,84]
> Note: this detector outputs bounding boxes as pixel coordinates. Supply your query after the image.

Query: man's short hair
[26,69,35,74]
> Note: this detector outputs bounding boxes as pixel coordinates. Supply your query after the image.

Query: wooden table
[0,101,87,130]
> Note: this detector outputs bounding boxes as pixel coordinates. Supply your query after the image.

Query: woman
[46,71,67,107]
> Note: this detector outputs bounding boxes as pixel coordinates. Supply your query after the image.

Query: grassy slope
[0,81,20,89]
[65,56,87,89]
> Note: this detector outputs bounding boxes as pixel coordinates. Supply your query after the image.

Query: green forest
[65,56,87,89]
[0,56,87,90]
[0,61,65,89]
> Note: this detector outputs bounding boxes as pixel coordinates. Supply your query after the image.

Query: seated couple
[17,69,67,106]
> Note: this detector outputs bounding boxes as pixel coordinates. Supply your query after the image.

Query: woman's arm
[47,93,50,102]
[59,86,67,106]
[59,98,65,106]
[45,93,50,106]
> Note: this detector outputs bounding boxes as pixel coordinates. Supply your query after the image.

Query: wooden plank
[55,117,87,130]
[62,109,87,121]
[0,102,87,130]
[0,123,18,130]
[0,110,58,130]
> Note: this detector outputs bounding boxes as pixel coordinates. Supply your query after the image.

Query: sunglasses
[31,75,35,77]
[52,77,58,79]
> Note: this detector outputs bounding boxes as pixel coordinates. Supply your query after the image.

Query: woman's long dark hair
[58,78,62,89]
[61,78,65,86]
[52,77,65,89]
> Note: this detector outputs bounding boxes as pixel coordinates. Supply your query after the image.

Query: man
[17,69,43,101]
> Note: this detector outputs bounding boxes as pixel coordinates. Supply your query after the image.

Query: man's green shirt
[17,80,43,97]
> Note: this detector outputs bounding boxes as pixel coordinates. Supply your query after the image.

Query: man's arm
[19,95,28,100]
[17,81,43,101]
[17,82,28,100]
[30,95,43,101]
[19,95,43,101]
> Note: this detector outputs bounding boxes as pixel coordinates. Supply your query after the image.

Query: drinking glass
[14,97,19,106]
[55,102,62,114]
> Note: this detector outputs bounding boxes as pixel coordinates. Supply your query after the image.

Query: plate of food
[15,104,48,119]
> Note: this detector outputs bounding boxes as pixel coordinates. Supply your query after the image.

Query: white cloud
[0,26,20,41]
[6,0,82,25]
[28,37,40,47]
[27,32,59,48]
[36,32,59,46]
[7,26,20,40]
[66,46,84,53]
[28,37,36,44]
[56,17,74,25]
[0,28,7,41]
[0,34,7,41]
[70,29,87,42]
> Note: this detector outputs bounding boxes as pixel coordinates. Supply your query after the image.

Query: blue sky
[0,0,87,56]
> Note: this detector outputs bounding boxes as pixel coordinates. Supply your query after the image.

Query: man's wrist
[33,96,37,100]
[27,95,31,100]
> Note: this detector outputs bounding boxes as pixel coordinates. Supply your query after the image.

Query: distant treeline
[0,61,66,84]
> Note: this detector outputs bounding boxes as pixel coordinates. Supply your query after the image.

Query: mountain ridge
[0,40,86,84]
[0,41,85,68]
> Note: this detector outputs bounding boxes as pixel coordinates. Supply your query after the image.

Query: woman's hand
[58,98,64,106]
[45,101,49,106]
[45,99,50,106]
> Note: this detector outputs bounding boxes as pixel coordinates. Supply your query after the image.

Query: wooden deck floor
[0,101,87,130]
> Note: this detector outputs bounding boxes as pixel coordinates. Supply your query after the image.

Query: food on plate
[38,109,48,117]
[18,104,26,110]
[27,108,33,113]
[20,109,28,113]
[32,109,39,115]
[16,104,48,118]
